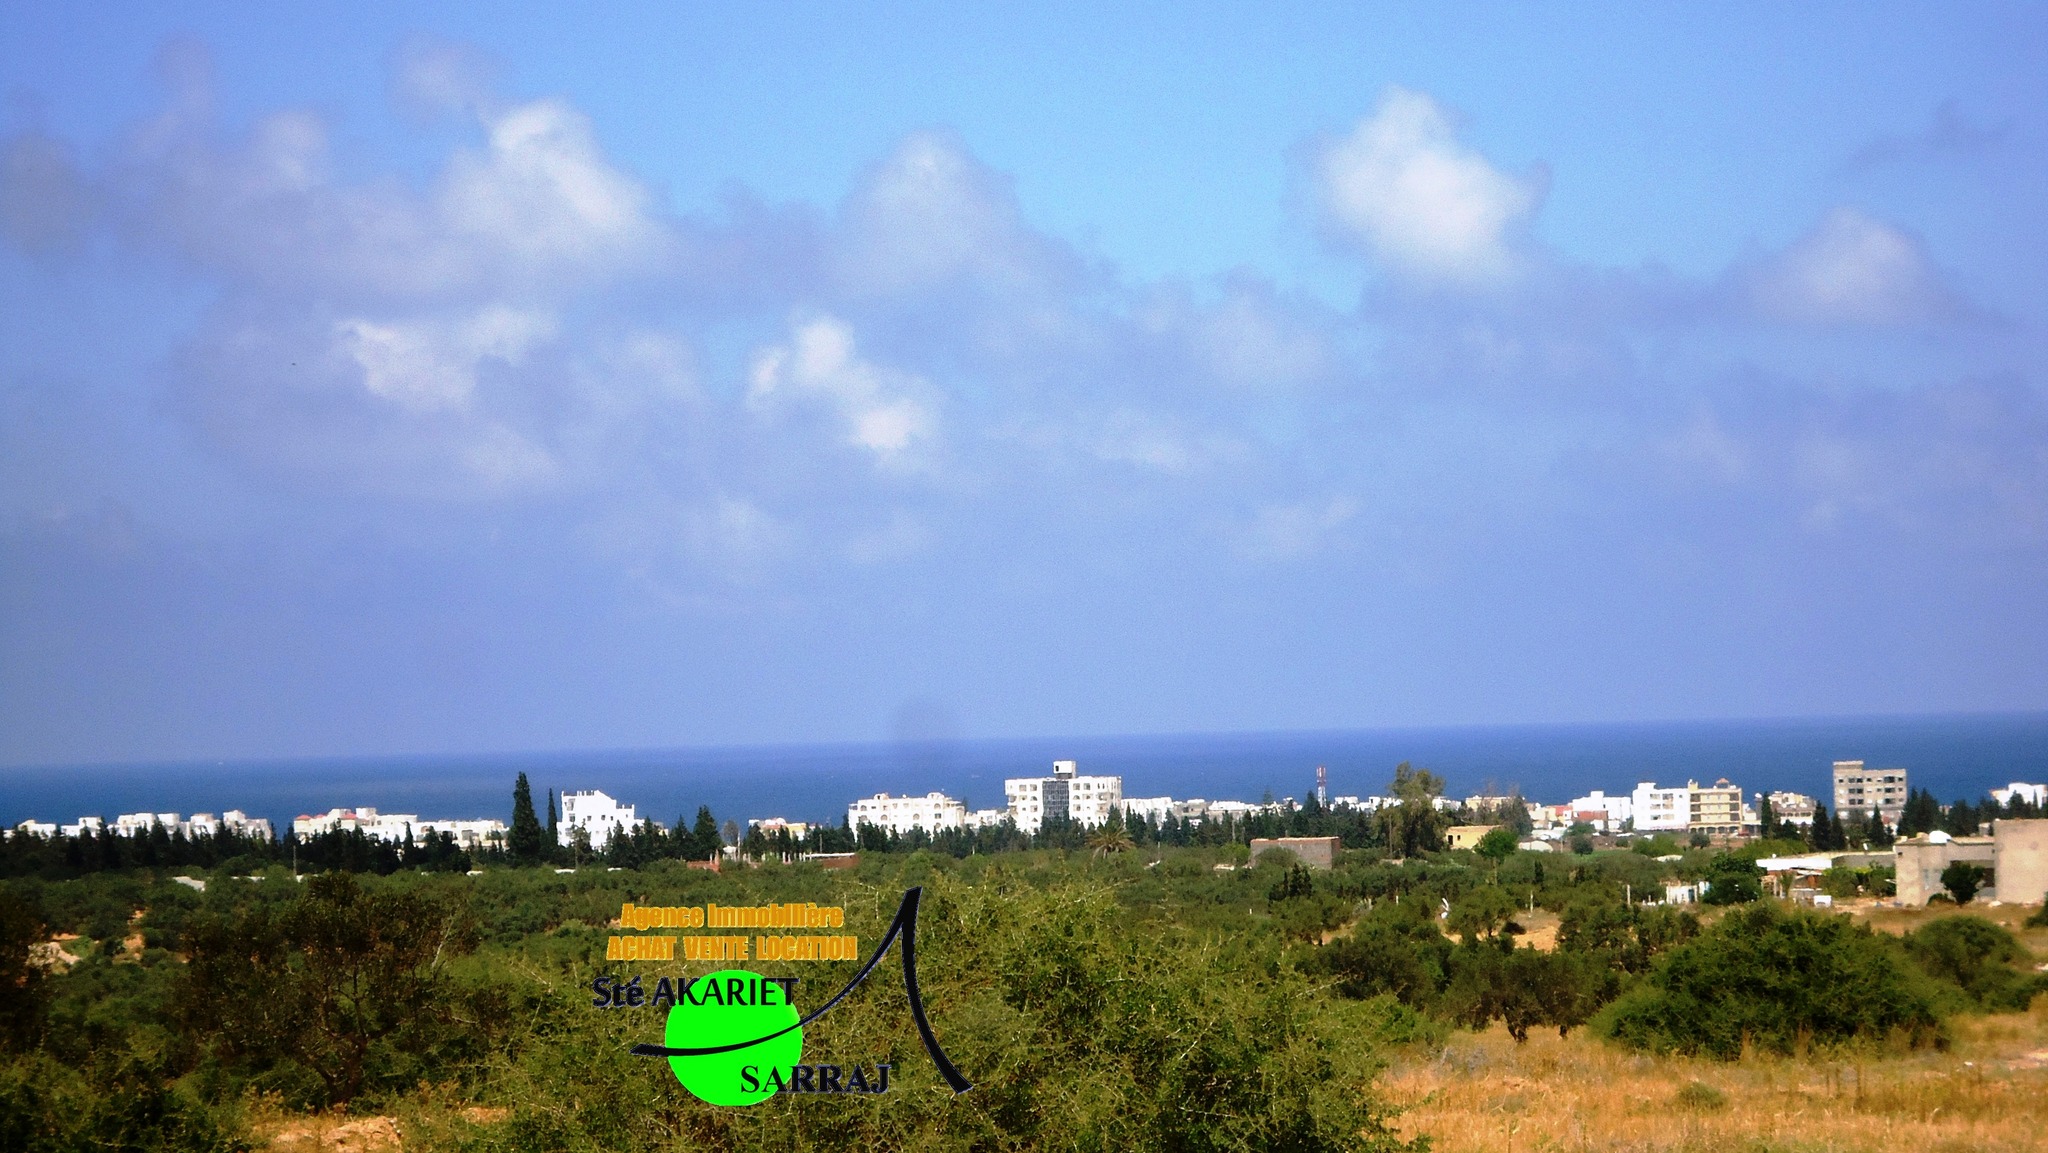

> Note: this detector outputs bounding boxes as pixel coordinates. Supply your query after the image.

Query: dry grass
[1381,1004,2048,1153]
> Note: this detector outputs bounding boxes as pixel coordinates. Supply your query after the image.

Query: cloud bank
[0,56,2039,761]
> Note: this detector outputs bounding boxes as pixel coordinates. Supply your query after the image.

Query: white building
[413,818,507,849]
[1004,760,1124,834]
[1120,796,1178,825]
[748,817,812,840]
[292,807,497,848]
[1992,782,2047,808]
[1569,790,1633,831]
[1763,791,1818,827]
[13,820,56,837]
[847,792,967,837]
[45,810,272,840]
[559,790,641,851]
[1631,782,1691,832]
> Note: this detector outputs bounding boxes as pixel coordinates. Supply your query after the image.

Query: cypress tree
[546,789,559,848]
[1808,803,1832,851]
[509,773,547,865]
[1758,795,1778,841]
[690,806,721,860]
[1830,810,1849,853]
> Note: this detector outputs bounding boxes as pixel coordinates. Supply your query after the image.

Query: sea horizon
[6,709,2046,835]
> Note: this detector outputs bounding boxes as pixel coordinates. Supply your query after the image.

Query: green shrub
[1595,903,1946,1058]
[2026,896,2048,929]
[1673,1079,1727,1112]
[1700,854,1762,905]
[1904,916,2048,1012]
[1941,862,1988,905]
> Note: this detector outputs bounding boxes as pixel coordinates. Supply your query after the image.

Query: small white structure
[47,810,272,840]
[560,790,639,852]
[1119,796,1178,825]
[847,792,967,837]
[1764,791,1818,828]
[1992,782,2047,808]
[414,818,507,850]
[748,817,812,840]
[293,807,500,848]
[1569,790,1633,831]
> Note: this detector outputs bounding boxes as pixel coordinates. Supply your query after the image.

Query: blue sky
[2,3,2045,765]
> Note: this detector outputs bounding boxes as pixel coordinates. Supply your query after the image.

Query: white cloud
[833,130,1080,298]
[1317,87,1542,285]
[1750,207,1955,326]
[748,316,937,464]
[336,306,555,414]
[438,99,661,277]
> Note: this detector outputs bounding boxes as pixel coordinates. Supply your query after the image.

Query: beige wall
[1250,836,1342,870]
[1894,836,1995,905]
[1994,819,2048,905]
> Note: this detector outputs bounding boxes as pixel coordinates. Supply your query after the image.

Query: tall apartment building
[1005,759,1124,834]
[846,792,967,837]
[1631,782,1692,832]
[1832,760,1908,824]
[1688,779,1745,838]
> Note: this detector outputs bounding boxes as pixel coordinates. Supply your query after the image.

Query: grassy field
[1384,899,2048,1153]
[1383,1004,2048,1153]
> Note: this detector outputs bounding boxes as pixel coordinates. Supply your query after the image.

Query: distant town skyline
[3,5,2045,766]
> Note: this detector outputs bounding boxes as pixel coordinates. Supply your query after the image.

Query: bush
[1595,903,1946,1058]
[1315,902,1452,1007]
[1941,862,1988,905]
[1904,916,2048,1012]
[1700,854,1763,905]
[1673,1080,1728,1112]
[2026,896,2048,929]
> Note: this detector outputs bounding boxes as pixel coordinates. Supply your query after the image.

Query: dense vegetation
[1,769,2044,1151]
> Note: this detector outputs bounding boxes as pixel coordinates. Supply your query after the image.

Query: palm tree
[1087,824,1134,857]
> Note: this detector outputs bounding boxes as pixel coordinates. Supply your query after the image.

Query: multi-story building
[559,790,641,851]
[1688,779,1745,838]
[1631,782,1691,832]
[847,792,967,837]
[1832,760,1907,825]
[1004,760,1124,833]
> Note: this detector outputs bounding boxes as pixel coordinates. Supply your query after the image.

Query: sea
[4,712,2046,833]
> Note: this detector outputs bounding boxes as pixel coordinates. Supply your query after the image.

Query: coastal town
[13,758,2048,907]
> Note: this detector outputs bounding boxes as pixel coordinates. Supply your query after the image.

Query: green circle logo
[663,970,803,1106]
